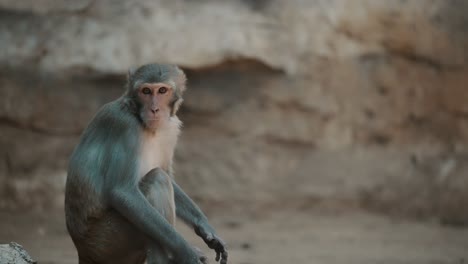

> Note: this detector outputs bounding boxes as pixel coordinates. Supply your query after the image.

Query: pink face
[137,82,174,131]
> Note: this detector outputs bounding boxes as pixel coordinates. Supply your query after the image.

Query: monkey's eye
[158,87,168,94]
[142,87,152,95]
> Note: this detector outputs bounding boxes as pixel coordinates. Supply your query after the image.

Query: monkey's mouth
[144,113,161,121]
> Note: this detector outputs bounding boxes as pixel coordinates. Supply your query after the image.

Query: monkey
[65,63,228,264]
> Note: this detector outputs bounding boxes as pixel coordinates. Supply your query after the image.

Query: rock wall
[0,0,467,224]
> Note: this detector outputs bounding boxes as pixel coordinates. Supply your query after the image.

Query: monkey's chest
[138,134,177,179]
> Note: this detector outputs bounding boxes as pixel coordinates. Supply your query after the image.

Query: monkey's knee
[139,168,171,193]
[139,168,175,224]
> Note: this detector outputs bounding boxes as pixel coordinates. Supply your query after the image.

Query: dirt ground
[1,208,467,264]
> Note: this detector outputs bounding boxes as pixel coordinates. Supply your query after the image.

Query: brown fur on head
[125,64,186,131]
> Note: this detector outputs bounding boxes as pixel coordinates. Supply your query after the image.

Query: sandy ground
[0,208,467,264]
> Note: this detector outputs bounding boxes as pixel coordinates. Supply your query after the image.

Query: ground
[1,208,467,264]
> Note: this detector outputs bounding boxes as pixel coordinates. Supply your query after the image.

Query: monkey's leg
[73,168,175,264]
[146,244,171,264]
[139,168,176,264]
[74,210,148,264]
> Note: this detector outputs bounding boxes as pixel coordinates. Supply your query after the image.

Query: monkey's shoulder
[91,100,139,132]
[68,100,140,180]
[77,100,138,145]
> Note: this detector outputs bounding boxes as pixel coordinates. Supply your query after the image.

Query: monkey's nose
[151,108,159,114]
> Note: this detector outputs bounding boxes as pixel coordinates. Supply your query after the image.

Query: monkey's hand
[195,224,228,264]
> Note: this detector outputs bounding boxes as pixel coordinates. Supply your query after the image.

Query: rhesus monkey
[65,64,228,264]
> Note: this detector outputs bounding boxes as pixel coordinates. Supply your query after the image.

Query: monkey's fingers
[210,240,221,260]
[218,249,228,264]
[213,242,227,263]
[207,236,227,263]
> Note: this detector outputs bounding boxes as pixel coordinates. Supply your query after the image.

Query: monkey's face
[137,82,174,131]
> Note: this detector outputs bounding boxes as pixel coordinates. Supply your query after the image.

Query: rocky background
[1,0,467,225]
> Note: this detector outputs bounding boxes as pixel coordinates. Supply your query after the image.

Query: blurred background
[0,0,468,263]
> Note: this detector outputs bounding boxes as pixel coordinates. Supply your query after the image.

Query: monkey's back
[65,99,140,239]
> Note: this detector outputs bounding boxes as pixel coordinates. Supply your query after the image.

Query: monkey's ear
[174,66,187,93]
[127,67,136,80]
[125,67,137,92]
[171,98,184,116]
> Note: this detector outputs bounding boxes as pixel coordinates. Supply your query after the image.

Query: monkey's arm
[172,180,208,227]
[173,181,228,264]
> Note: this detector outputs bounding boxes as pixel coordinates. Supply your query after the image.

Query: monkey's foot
[192,246,208,264]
